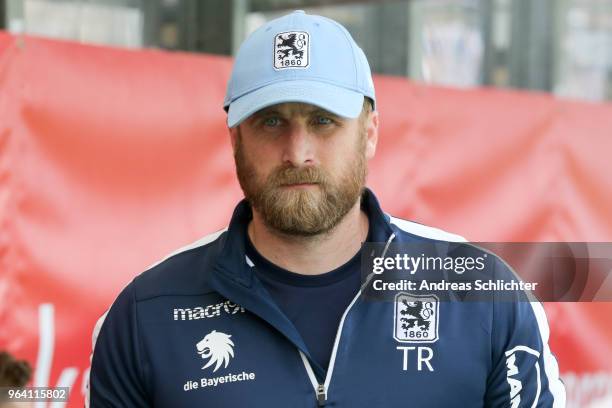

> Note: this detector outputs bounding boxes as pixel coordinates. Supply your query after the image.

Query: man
[89,10,565,407]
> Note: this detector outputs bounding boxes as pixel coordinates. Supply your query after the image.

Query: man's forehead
[252,102,338,117]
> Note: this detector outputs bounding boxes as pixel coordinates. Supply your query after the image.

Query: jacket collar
[205,188,394,368]
[213,187,393,286]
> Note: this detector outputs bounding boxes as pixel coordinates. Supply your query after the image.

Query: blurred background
[2,0,612,102]
[1,1,612,407]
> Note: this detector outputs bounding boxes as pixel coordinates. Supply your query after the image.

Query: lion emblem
[399,300,432,332]
[196,330,235,372]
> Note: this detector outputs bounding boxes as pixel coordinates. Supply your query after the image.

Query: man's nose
[282,122,315,166]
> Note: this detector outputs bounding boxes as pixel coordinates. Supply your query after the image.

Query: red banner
[1,32,611,407]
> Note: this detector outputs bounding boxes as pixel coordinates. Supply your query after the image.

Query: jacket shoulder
[387,215,467,242]
[132,228,227,300]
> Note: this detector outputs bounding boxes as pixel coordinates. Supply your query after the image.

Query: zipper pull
[316,383,327,406]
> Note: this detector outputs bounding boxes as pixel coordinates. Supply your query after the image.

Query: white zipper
[299,351,325,405]
[298,233,396,406]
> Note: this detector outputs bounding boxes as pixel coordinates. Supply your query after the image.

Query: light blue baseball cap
[224,10,376,128]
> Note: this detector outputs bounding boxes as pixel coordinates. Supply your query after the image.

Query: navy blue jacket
[88,189,565,407]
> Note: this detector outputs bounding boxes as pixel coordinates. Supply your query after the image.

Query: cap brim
[227,80,364,128]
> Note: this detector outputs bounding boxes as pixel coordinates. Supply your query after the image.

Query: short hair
[359,97,373,125]
[363,97,373,113]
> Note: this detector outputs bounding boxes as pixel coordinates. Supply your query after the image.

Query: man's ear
[365,110,379,160]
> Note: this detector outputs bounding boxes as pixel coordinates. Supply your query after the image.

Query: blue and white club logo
[394,293,439,343]
[274,31,310,70]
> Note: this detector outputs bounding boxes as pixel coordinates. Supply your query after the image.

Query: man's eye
[315,116,333,125]
[263,117,281,127]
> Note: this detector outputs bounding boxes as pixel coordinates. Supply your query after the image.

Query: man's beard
[234,129,367,237]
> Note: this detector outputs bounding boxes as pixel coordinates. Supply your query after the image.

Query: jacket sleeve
[87,281,151,407]
[484,260,566,407]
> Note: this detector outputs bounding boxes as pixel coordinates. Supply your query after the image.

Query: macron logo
[505,345,541,408]
[174,300,245,321]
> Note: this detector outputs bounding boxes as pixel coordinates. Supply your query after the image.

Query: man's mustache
[268,166,327,186]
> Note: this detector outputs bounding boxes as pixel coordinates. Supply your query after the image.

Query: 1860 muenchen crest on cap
[274,31,310,70]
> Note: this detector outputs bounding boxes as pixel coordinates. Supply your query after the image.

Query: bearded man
[88,10,565,408]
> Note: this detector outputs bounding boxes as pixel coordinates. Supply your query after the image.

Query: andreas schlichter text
[372,279,538,292]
